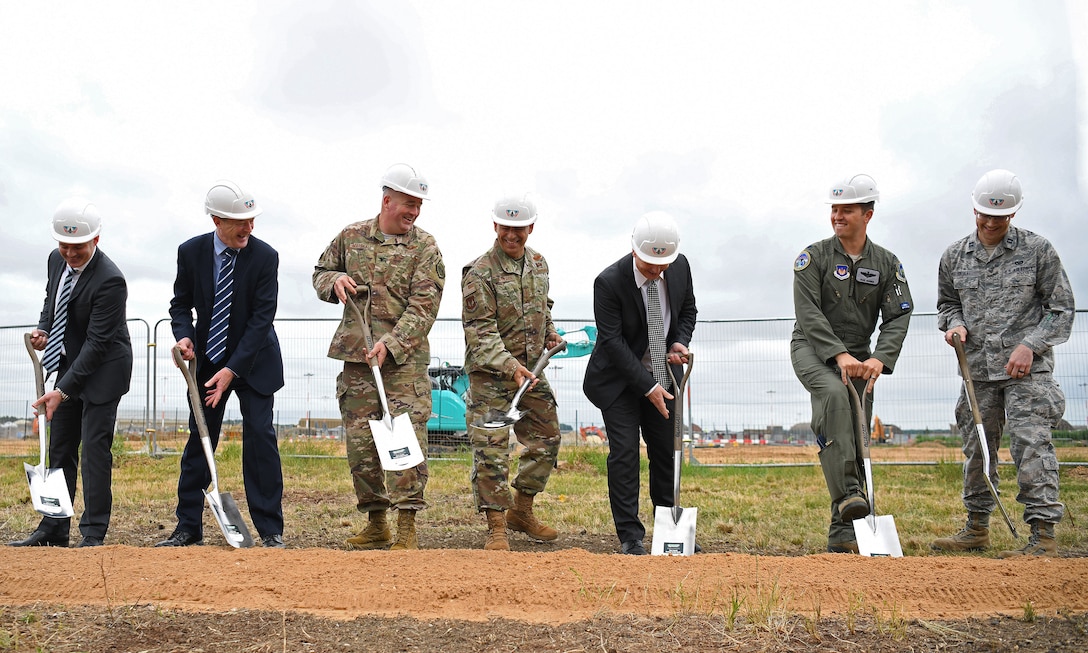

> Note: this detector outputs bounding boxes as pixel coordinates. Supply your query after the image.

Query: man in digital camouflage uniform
[312,163,444,551]
[462,194,564,550]
[932,169,1074,558]
[791,174,913,554]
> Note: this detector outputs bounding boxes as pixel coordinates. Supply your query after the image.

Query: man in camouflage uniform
[933,169,1074,558]
[462,194,564,550]
[312,163,444,551]
[791,174,913,554]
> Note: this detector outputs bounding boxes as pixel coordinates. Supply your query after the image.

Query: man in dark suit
[583,212,697,555]
[158,180,285,548]
[10,199,133,548]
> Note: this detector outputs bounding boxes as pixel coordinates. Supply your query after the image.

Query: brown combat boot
[931,512,990,552]
[390,509,418,550]
[507,490,558,541]
[484,510,509,551]
[345,510,392,550]
[998,521,1058,559]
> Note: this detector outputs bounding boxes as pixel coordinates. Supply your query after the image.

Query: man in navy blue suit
[158,180,285,548]
[9,199,132,548]
[583,212,698,555]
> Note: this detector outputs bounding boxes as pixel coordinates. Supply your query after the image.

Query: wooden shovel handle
[171,346,214,443]
[24,333,46,399]
[951,333,986,427]
[344,290,376,360]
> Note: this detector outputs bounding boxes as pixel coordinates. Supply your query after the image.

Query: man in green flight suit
[790,174,913,554]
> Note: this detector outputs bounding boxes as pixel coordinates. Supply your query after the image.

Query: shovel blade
[651,505,698,556]
[25,463,75,518]
[371,412,425,472]
[205,490,254,548]
[853,514,903,557]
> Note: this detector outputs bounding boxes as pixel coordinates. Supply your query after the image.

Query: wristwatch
[57,388,71,402]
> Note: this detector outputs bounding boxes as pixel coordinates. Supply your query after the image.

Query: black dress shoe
[76,536,104,548]
[262,534,285,549]
[155,530,203,547]
[8,529,69,548]
[695,542,703,554]
[621,540,648,555]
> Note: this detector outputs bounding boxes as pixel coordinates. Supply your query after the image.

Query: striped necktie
[646,279,670,390]
[207,248,237,364]
[42,268,76,375]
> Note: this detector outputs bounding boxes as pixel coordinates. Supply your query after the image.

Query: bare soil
[3,537,1088,651]
[2,441,1087,651]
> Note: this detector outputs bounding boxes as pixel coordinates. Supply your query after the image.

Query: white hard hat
[380,163,430,200]
[205,180,262,220]
[631,211,680,265]
[972,169,1022,216]
[492,193,537,226]
[51,198,102,244]
[827,174,880,205]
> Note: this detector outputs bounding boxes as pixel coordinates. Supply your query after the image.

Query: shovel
[651,352,697,556]
[951,333,1018,538]
[847,381,903,557]
[22,333,75,518]
[472,341,568,430]
[171,346,254,548]
[345,292,425,472]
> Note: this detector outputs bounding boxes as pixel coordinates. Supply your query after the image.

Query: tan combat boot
[931,512,990,552]
[345,510,392,550]
[506,490,558,541]
[390,509,418,550]
[998,521,1058,559]
[484,509,510,551]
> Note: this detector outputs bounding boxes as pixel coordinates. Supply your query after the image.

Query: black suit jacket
[169,233,284,395]
[583,253,697,411]
[37,248,133,403]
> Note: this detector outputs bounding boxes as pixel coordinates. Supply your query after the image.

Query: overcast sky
[2,1,1086,328]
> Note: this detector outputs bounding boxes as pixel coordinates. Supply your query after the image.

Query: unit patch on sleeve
[794,251,811,272]
[895,261,907,282]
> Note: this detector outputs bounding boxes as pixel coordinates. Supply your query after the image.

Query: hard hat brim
[633,249,679,265]
[207,207,263,220]
[52,230,100,244]
[971,197,1020,216]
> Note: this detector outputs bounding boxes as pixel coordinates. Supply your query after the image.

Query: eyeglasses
[976,214,1009,223]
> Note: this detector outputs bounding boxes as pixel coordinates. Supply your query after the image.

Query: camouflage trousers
[467,373,560,512]
[338,362,431,513]
[791,340,873,544]
[955,373,1065,523]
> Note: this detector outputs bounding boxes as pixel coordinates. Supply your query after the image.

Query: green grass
[1,439,1086,556]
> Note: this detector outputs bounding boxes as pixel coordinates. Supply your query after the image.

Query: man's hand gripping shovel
[951,333,1019,539]
[847,381,903,557]
[171,346,254,548]
[472,341,568,430]
[345,291,425,471]
[651,352,697,556]
[22,333,74,518]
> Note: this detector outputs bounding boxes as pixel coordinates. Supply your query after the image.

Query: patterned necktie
[207,249,237,364]
[646,279,670,390]
[42,268,75,375]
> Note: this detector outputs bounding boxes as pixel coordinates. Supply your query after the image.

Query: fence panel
[1,311,1084,446]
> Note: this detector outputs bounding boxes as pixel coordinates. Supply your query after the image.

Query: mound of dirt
[3,546,1086,622]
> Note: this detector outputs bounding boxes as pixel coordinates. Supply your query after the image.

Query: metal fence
[1,311,1085,445]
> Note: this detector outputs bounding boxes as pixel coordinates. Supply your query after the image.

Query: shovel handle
[846,380,876,515]
[667,351,695,449]
[950,333,1019,538]
[24,333,46,399]
[508,341,569,412]
[950,334,986,427]
[344,289,398,423]
[171,346,221,493]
